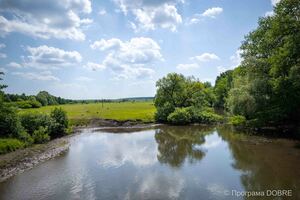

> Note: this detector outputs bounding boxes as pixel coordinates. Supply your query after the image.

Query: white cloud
[7,62,22,68]
[12,71,59,81]
[217,50,243,73]
[84,62,106,71]
[24,45,82,69]
[177,52,219,71]
[265,11,274,17]
[217,66,227,73]
[202,7,223,18]
[0,0,92,40]
[230,49,243,67]
[176,63,198,70]
[187,7,223,25]
[75,76,94,82]
[98,8,107,15]
[91,37,162,79]
[0,43,5,49]
[191,53,220,62]
[90,38,122,51]
[271,0,281,6]
[114,0,182,31]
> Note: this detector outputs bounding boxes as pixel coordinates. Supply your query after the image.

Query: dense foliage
[154,73,222,125]
[0,72,70,153]
[225,0,300,127]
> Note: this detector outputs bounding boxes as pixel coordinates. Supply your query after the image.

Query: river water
[0,125,300,200]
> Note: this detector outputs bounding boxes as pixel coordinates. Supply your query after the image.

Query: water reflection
[0,126,300,200]
[155,126,213,167]
[217,126,300,199]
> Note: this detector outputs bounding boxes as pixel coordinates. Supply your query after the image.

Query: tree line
[155,0,300,129]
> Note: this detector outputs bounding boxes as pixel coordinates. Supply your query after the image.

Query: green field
[20,101,156,125]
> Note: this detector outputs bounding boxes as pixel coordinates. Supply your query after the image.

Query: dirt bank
[0,132,79,182]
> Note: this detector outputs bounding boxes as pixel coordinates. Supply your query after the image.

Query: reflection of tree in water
[217,126,300,199]
[155,126,214,167]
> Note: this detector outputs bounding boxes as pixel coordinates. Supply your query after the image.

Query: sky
[0,0,278,99]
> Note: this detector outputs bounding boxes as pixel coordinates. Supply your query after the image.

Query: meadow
[19,101,156,125]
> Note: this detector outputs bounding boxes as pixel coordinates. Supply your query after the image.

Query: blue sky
[0,0,277,99]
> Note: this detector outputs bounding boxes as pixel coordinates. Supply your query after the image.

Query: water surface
[0,125,299,200]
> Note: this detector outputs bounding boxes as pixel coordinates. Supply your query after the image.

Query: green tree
[226,0,300,126]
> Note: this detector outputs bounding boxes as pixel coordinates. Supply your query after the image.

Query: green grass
[19,101,156,125]
[0,138,25,154]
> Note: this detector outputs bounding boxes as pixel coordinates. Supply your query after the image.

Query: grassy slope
[19,101,156,124]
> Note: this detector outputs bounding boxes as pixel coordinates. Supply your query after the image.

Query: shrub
[0,104,24,138]
[167,107,191,125]
[155,102,175,122]
[20,113,53,134]
[32,126,50,144]
[189,107,223,124]
[17,130,34,146]
[49,108,68,137]
[229,115,246,126]
[0,138,25,154]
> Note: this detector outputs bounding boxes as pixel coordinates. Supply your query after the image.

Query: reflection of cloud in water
[126,171,185,200]
[201,131,222,149]
[206,183,229,198]
[94,130,158,168]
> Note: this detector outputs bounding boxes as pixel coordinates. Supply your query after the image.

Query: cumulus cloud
[177,52,219,71]
[191,53,220,62]
[12,71,59,81]
[84,62,106,71]
[271,0,281,6]
[7,62,22,68]
[0,43,5,49]
[91,37,162,79]
[202,7,223,18]
[24,45,82,69]
[230,49,243,67]
[0,0,92,40]
[217,50,243,73]
[265,11,274,17]
[187,7,223,25]
[90,38,122,51]
[114,0,182,31]
[98,8,107,15]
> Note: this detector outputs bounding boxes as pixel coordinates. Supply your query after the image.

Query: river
[0,125,299,200]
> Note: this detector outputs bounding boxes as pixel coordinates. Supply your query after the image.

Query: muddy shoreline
[0,120,157,183]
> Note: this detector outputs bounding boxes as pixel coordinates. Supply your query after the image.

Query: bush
[155,102,175,122]
[229,115,246,126]
[32,126,50,144]
[17,130,34,146]
[20,113,53,134]
[15,100,42,109]
[0,104,24,138]
[49,108,68,137]
[0,138,25,154]
[167,107,191,125]
[189,107,223,124]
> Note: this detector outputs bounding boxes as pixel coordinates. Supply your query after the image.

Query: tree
[226,0,300,126]
[154,73,207,122]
